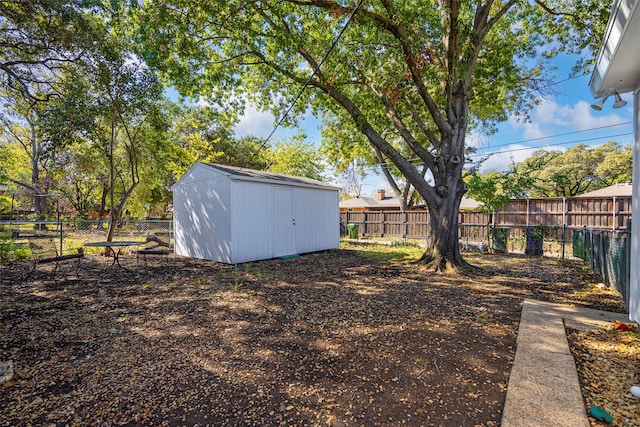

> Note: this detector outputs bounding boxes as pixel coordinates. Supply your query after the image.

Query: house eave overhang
[590,0,640,97]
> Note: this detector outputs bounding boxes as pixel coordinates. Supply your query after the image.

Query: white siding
[272,187,296,258]
[230,181,274,263]
[294,188,340,254]
[173,163,340,264]
[630,87,640,323]
[173,166,232,262]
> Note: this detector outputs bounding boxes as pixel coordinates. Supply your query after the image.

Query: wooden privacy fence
[494,196,632,230]
[340,195,632,239]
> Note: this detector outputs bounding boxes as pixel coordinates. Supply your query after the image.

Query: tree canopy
[266,134,326,181]
[0,0,105,100]
[0,0,617,266]
[466,142,633,208]
[135,0,611,270]
[515,142,633,197]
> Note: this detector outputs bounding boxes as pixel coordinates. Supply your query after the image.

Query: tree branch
[534,0,576,18]
[368,82,436,171]
[379,0,453,138]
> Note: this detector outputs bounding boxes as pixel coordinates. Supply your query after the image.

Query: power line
[239,0,364,172]
[475,121,632,152]
[469,132,633,159]
[348,130,633,174]
[537,73,589,89]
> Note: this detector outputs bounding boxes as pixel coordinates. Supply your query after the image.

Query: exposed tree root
[413,251,483,275]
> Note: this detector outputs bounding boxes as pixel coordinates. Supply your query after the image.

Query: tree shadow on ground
[0,250,624,426]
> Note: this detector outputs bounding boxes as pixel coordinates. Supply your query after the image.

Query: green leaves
[467,142,633,204]
[167,105,269,177]
[266,135,326,181]
[132,0,614,267]
[0,0,109,99]
[516,143,632,197]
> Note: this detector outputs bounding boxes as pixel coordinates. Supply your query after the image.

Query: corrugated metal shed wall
[294,187,340,255]
[230,181,274,263]
[230,182,340,263]
[173,164,232,262]
[173,163,340,264]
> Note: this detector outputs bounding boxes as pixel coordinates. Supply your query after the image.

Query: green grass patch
[0,236,31,262]
[341,241,423,263]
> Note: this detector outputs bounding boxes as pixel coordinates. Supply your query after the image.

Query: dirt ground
[0,245,628,426]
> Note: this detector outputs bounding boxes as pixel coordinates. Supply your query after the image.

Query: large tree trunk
[31,132,48,231]
[412,116,469,272]
[105,183,137,243]
[416,188,467,272]
[97,182,109,228]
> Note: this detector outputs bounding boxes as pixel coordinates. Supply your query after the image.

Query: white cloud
[233,103,276,138]
[465,131,486,149]
[475,143,568,174]
[509,98,629,139]
[475,145,529,173]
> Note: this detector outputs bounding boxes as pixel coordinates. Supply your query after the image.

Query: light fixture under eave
[613,91,627,109]
[591,97,607,111]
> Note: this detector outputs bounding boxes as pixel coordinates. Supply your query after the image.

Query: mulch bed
[0,247,627,426]
[567,325,640,427]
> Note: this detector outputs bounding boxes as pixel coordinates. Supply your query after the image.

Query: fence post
[170,218,174,250]
[403,211,409,243]
[363,212,368,237]
[613,196,617,231]
[584,225,591,267]
[343,211,349,236]
[404,211,408,239]
[487,211,496,250]
[561,198,567,258]
[465,224,469,248]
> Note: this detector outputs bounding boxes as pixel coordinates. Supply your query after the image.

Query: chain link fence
[573,227,631,307]
[1,219,173,255]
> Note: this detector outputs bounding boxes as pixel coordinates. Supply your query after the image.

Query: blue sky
[232,54,635,196]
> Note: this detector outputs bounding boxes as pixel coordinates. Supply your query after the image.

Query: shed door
[273,187,296,257]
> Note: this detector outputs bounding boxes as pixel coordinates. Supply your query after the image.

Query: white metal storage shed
[172,162,341,264]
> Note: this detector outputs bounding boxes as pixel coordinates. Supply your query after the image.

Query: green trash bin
[347,223,359,239]
[491,227,508,253]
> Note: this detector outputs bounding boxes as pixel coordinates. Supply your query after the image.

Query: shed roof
[576,182,633,198]
[176,162,340,191]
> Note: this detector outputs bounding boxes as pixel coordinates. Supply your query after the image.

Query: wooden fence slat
[340,195,631,238]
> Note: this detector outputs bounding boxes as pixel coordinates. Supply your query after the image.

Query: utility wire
[469,132,633,158]
[537,73,589,89]
[238,0,364,173]
[350,130,633,173]
[475,121,632,152]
